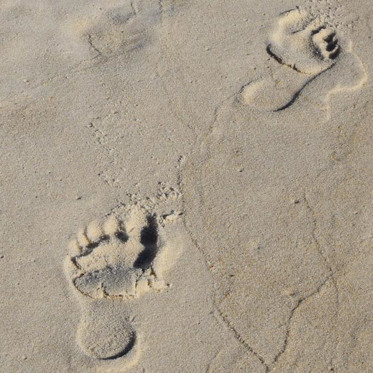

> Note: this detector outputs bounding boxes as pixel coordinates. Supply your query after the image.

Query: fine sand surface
[0,0,372,372]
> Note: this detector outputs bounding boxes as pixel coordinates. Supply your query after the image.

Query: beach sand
[1,0,372,372]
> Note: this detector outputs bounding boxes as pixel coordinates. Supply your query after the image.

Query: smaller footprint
[64,205,175,360]
[240,8,366,112]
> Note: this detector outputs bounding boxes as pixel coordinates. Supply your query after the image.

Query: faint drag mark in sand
[64,203,180,363]
[240,8,367,113]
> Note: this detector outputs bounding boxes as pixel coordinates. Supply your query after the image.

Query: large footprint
[241,8,366,112]
[64,205,171,360]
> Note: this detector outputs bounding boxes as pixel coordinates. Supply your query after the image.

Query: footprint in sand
[64,0,187,61]
[64,205,175,360]
[63,0,156,60]
[240,8,366,112]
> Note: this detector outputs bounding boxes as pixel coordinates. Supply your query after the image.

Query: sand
[0,0,372,372]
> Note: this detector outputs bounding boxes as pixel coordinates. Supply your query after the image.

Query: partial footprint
[64,0,187,61]
[64,205,174,360]
[83,2,152,58]
[63,0,156,61]
[240,8,366,112]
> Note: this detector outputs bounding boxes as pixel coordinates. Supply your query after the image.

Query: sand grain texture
[0,0,372,372]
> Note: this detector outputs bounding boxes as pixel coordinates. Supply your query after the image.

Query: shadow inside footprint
[134,215,159,270]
